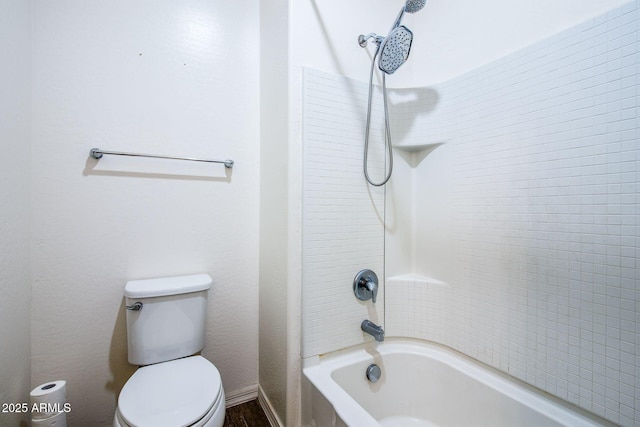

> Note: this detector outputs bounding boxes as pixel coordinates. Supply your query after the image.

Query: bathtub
[303,339,614,427]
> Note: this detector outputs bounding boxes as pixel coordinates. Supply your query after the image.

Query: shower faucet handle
[353,269,379,303]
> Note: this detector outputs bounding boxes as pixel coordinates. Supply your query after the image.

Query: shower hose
[363,43,394,187]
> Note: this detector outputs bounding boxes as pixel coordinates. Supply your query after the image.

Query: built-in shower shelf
[393,142,445,168]
[394,142,444,152]
[387,274,449,287]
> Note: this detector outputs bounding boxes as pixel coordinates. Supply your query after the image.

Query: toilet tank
[124,274,212,366]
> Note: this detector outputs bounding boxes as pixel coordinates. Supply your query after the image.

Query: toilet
[113,274,225,427]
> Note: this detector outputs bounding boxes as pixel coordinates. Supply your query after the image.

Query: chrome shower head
[391,0,427,30]
[378,25,413,74]
[358,0,423,73]
[404,0,426,13]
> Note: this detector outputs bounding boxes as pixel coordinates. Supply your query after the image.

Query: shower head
[378,25,413,74]
[404,0,426,13]
[358,0,422,73]
[391,0,426,29]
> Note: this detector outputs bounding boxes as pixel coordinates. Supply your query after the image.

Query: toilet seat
[117,356,223,427]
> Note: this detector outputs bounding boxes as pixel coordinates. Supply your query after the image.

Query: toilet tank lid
[124,274,212,298]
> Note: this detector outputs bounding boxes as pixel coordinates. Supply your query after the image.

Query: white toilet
[113,274,225,427]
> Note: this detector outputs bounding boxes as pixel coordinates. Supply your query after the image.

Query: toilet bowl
[113,274,225,427]
[114,356,225,427]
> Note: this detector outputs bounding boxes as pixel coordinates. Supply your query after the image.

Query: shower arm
[358,33,384,48]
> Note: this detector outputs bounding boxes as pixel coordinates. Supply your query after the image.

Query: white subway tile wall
[302,68,386,358]
[385,2,639,426]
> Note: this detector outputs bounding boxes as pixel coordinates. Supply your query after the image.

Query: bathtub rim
[303,338,617,427]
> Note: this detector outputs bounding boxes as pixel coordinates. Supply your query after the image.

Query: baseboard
[258,385,284,427]
[225,384,258,407]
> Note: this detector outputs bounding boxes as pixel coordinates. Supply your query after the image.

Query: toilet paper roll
[30,381,66,420]
[31,410,67,427]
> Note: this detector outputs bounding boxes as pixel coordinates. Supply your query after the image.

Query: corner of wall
[259,0,294,425]
[0,1,32,426]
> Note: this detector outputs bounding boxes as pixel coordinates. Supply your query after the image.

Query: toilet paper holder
[126,302,143,311]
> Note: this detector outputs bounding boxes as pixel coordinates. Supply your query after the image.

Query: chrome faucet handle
[354,269,379,303]
[360,277,378,303]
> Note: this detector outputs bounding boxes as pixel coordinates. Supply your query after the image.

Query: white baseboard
[258,385,284,427]
[225,384,258,407]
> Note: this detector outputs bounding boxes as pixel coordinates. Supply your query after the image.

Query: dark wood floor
[224,399,272,427]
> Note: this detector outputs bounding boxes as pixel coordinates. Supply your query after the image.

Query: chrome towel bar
[89,148,234,168]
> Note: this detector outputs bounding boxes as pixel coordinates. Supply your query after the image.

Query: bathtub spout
[361,319,385,342]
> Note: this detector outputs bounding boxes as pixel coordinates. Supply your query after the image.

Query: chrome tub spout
[361,320,385,342]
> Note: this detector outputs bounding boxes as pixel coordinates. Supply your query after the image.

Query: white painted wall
[288,0,634,91]
[0,1,31,426]
[408,0,634,84]
[30,1,260,425]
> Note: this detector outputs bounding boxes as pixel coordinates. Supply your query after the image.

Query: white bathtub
[303,339,614,427]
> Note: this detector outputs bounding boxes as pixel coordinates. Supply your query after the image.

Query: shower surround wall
[386,3,640,426]
[302,68,386,358]
[302,2,639,426]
